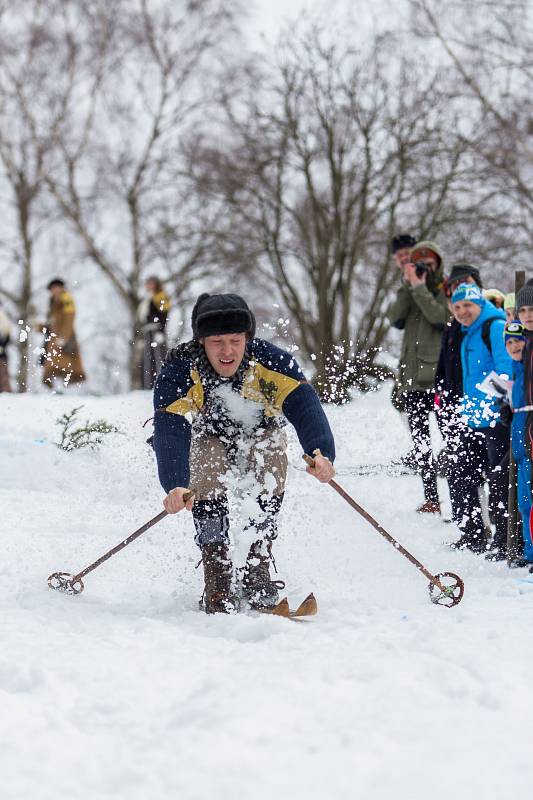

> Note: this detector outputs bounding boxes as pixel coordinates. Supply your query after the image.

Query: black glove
[499,402,513,427]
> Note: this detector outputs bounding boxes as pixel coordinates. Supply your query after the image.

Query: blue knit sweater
[153,339,336,493]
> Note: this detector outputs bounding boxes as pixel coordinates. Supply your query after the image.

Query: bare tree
[0,0,102,389]
[189,24,489,400]
[409,0,533,286]
[35,0,243,388]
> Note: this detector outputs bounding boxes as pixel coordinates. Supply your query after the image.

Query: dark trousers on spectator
[404,390,439,504]
[446,422,487,547]
[478,422,510,551]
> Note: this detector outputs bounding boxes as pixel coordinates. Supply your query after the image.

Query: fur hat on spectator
[391,234,416,254]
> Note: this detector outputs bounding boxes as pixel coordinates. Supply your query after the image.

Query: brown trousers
[190,426,287,498]
[189,425,288,548]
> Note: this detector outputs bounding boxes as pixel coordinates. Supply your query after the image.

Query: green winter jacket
[387,240,448,395]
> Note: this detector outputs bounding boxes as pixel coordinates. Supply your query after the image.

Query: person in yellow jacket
[40,278,86,389]
[137,276,171,389]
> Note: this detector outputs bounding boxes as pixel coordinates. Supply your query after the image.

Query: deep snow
[2,387,533,800]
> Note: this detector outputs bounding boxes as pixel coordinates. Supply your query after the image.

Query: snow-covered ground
[2,387,533,800]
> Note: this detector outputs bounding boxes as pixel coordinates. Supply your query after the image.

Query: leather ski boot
[199,542,239,614]
[416,500,440,514]
[241,540,285,610]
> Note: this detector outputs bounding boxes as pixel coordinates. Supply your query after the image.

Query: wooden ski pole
[48,491,195,595]
[303,454,464,606]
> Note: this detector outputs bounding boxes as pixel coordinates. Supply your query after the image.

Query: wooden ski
[258,593,317,619]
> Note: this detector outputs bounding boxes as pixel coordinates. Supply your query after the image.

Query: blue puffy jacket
[511,360,533,561]
[459,300,513,429]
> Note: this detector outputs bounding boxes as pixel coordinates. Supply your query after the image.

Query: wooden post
[507,270,526,562]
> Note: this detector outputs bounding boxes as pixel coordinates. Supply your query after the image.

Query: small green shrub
[55,406,123,451]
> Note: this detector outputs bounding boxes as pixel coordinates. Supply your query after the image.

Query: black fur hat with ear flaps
[191,293,256,340]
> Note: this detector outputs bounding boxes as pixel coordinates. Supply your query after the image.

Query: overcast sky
[246,0,311,47]
[246,0,406,49]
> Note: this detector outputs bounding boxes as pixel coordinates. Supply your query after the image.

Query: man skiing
[153,293,336,614]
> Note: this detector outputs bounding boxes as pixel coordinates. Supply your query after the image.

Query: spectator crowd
[388,235,533,570]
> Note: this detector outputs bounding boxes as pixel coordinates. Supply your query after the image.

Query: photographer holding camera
[387,241,448,513]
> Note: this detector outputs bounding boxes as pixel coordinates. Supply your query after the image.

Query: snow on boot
[449,533,486,554]
[391,449,417,473]
[199,542,239,614]
[241,540,285,610]
[416,500,440,514]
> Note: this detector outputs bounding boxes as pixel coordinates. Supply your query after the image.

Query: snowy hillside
[1,387,532,800]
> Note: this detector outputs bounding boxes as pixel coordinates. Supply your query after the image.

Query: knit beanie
[451,283,484,306]
[504,320,525,344]
[504,293,515,311]
[516,279,533,311]
[448,264,482,288]
[191,293,256,340]
[391,234,416,254]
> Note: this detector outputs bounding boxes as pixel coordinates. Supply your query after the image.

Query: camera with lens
[414,261,431,278]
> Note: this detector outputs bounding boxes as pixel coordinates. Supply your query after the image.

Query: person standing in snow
[387,240,448,513]
[0,300,12,392]
[435,265,488,553]
[388,234,418,468]
[39,279,86,390]
[451,283,513,560]
[137,276,171,389]
[152,292,336,614]
[499,320,533,567]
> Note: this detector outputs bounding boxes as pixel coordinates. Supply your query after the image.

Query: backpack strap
[481,317,501,355]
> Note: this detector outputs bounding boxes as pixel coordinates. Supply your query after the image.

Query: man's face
[449,275,475,296]
[506,338,525,360]
[505,307,516,323]
[201,332,247,377]
[145,280,157,295]
[518,305,533,330]
[453,300,481,327]
[393,248,411,269]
